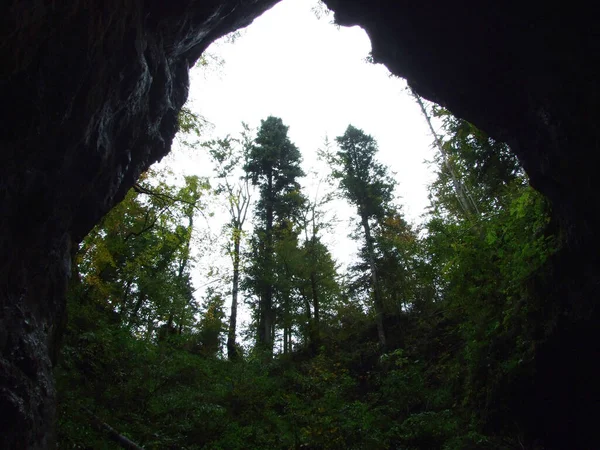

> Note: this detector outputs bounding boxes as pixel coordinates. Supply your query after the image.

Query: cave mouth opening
[111,2,598,447]
[2,0,598,448]
[114,0,536,356]
[165,0,437,261]
[152,0,447,335]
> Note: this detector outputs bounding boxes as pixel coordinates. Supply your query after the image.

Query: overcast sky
[160,0,439,293]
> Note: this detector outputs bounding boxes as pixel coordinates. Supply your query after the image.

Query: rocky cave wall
[321,3,600,447]
[1,0,598,448]
[0,1,278,447]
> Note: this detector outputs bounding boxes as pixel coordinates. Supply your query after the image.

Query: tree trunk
[259,173,274,353]
[227,232,241,360]
[83,407,144,450]
[310,270,321,349]
[411,88,479,217]
[300,287,314,347]
[360,214,386,349]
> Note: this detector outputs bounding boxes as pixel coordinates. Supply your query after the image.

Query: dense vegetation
[56,102,559,449]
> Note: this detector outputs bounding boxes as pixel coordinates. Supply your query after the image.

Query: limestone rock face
[0,0,598,448]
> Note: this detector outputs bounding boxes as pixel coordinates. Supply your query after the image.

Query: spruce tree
[331,125,395,348]
[244,116,305,353]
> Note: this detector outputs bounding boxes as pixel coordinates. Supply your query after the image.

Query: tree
[329,125,396,348]
[429,105,524,218]
[295,181,340,350]
[59,109,562,450]
[410,89,480,219]
[297,235,340,350]
[196,288,227,357]
[417,107,558,441]
[75,170,209,338]
[271,222,303,354]
[244,116,305,353]
[371,208,419,314]
[205,124,253,360]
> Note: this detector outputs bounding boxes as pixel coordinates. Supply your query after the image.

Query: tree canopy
[56,110,560,450]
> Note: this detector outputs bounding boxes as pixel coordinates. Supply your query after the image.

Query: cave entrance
[162,0,437,269]
[2,0,597,447]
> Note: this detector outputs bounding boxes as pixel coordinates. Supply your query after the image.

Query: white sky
[159,0,439,313]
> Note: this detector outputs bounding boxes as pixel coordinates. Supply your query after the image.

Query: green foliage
[244,116,306,352]
[428,106,524,218]
[204,124,254,360]
[245,116,306,226]
[178,107,211,149]
[57,109,561,450]
[195,289,228,357]
[328,125,403,348]
[75,169,209,337]
[331,125,395,221]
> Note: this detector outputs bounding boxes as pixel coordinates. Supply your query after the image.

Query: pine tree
[244,116,305,353]
[330,125,395,348]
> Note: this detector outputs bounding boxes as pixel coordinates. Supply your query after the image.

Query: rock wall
[0,1,277,447]
[322,2,599,447]
[0,0,598,448]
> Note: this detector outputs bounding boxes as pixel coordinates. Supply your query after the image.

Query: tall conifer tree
[330,125,395,348]
[244,116,305,353]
